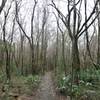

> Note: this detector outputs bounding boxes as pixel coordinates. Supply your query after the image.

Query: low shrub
[56,69,100,99]
[25,75,40,88]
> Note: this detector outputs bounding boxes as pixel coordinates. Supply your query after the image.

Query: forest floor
[19,72,68,100]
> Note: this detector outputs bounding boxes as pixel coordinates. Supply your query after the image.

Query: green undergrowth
[0,74,40,100]
[56,68,100,100]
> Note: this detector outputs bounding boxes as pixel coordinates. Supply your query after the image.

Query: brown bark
[72,37,80,84]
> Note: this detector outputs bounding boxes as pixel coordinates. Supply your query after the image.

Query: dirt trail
[20,72,68,100]
[34,71,68,100]
[34,72,56,100]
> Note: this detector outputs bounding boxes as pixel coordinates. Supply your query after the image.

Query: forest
[0,0,100,100]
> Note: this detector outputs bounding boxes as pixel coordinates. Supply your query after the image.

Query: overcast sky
[0,0,97,44]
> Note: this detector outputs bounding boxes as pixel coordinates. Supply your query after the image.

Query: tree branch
[0,0,7,14]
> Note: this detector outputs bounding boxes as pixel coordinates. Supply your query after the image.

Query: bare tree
[15,0,38,74]
[2,1,14,80]
[19,28,25,75]
[40,7,49,72]
[97,1,100,66]
[54,12,67,75]
[51,0,99,84]
[35,8,40,69]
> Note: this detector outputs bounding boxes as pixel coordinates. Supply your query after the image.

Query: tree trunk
[72,37,80,84]
[97,2,100,65]
[62,34,66,75]
[20,34,24,75]
[31,46,35,74]
[36,41,39,67]
[21,46,24,75]
[6,49,11,80]
[97,24,100,65]
[55,26,59,74]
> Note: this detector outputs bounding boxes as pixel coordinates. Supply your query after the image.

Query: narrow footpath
[34,72,68,100]
[20,72,68,100]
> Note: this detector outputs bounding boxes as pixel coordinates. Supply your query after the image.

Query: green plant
[57,74,71,95]
[25,75,40,88]
[0,73,6,83]
[56,68,100,99]
[80,69,100,84]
